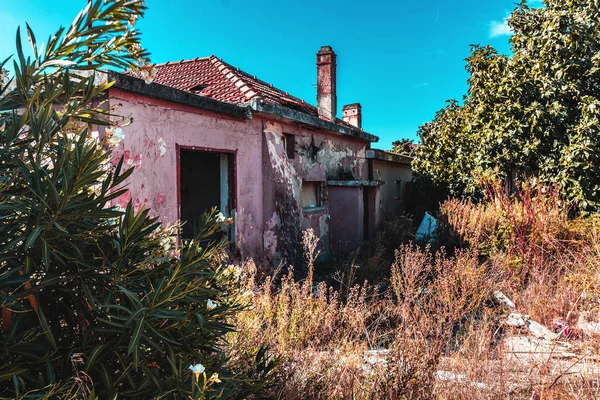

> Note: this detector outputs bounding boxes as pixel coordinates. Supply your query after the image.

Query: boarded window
[301,181,323,209]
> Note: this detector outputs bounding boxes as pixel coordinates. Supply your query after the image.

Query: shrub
[0,2,271,398]
[440,181,581,282]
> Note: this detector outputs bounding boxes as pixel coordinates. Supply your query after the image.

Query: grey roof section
[249,98,378,142]
[107,71,250,120]
[366,149,412,165]
[107,71,379,143]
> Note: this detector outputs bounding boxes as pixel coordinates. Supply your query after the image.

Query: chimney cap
[342,103,362,110]
[318,45,335,54]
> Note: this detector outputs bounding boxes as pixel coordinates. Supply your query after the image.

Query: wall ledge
[327,180,384,187]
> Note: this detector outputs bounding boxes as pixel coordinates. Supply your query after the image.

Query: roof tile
[143,55,359,129]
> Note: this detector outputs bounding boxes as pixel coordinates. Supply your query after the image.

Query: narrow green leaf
[24,226,43,249]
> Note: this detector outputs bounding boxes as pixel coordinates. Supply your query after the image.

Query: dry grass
[228,182,600,399]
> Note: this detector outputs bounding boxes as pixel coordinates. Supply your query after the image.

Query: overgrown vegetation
[414,0,600,211]
[230,182,600,398]
[0,2,271,398]
[4,0,600,399]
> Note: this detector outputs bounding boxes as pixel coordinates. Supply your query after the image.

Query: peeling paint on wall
[153,193,167,211]
[263,121,301,201]
[263,212,281,260]
[261,119,371,264]
[262,120,305,266]
[123,150,142,168]
[319,213,329,241]
[157,137,167,157]
[296,134,364,181]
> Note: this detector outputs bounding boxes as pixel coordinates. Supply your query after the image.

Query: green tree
[0,1,272,398]
[390,139,415,157]
[414,0,600,210]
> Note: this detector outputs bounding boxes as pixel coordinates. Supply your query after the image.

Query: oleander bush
[0,2,272,398]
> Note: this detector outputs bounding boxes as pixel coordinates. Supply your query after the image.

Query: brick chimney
[342,103,362,129]
[316,46,337,121]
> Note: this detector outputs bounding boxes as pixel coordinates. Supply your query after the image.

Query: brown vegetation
[228,182,600,399]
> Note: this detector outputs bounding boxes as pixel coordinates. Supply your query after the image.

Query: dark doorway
[179,149,232,240]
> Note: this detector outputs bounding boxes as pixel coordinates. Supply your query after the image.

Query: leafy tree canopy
[413,0,600,210]
[390,139,415,157]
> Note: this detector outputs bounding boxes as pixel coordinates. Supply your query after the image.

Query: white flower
[105,127,126,147]
[216,212,226,223]
[189,363,205,374]
[206,299,217,310]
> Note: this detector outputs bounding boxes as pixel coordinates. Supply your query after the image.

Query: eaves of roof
[108,71,379,143]
[107,71,250,120]
[248,98,378,142]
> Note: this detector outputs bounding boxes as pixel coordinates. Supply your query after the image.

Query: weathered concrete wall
[107,88,265,259]
[107,89,372,265]
[372,160,412,221]
[259,116,368,264]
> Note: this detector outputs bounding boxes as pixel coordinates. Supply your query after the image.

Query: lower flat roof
[366,149,412,165]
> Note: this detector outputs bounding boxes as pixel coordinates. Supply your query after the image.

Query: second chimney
[342,103,362,129]
[317,46,337,121]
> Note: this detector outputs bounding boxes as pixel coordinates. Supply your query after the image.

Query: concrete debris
[503,312,558,341]
[503,336,600,377]
[505,313,526,327]
[496,292,559,341]
[435,370,489,390]
[433,293,600,393]
[364,349,391,366]
[493,291,516,309]
[503,336,574,358]
[524,318,559,341]
[576,312,600,337]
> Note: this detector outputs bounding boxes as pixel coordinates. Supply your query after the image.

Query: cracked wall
[106,88,372,267]
[261,117,369,265]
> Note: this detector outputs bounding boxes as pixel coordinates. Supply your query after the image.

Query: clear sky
[0,0,540,149]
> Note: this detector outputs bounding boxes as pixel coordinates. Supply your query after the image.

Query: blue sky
[0,0,539,149]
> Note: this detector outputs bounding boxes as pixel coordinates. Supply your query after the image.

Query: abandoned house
[102,46,412,264]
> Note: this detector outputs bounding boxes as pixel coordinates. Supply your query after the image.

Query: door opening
[179,149,233,240]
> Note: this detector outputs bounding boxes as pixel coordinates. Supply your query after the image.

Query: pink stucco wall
[107,89,372,265]
[108,88,265,258]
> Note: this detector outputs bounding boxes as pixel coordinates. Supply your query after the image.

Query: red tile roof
[145,56,358,129]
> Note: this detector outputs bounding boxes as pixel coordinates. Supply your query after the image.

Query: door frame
[176,144,237,236]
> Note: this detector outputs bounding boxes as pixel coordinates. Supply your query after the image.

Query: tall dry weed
[228,181,600,398]
[440,181,582,285]
[230,233,499,398]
